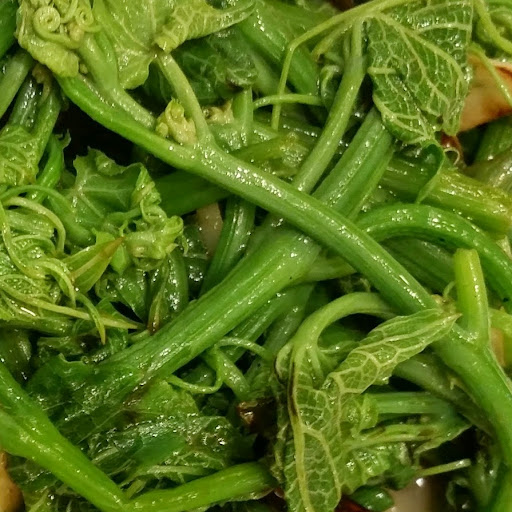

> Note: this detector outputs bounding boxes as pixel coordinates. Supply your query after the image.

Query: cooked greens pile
[2,0,512,510]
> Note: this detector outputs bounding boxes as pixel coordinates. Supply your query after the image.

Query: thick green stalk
[315,108,394,216]
[58,70,512,478]
[31,87,62,163]
[358,204,512,309]
[0,0,17,58]
[288,292,395,349]
[382,158,512,234]
[373,392,456,417]
[0,49,33,119]
[108,227,320,377]
[454,249,490,342]
[128,463,275,512]
[201,197,256,293]
[469,148,512,193]
[475,117,512,161]
[59,72,426,342]
[28,135,64,203]
[291,50,366,192]
[9,77,39,129]
[385,239,454,292]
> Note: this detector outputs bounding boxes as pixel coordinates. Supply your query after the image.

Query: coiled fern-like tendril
[30,0,96,50]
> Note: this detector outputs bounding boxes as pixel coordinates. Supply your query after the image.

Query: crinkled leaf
[366,0,473,144]
[96,267,149,321]
[92,0,173,89]
[65,150,140,233]
[93,0,254,89]
[56,149,183,269]
[91,415,251,484]
[283,310,458,512]
[16,0,96,77]
[155,0,255,53]
[0,125,40,186]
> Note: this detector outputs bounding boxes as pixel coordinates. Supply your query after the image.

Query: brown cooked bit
[460,55,512,132]
[336,497,370,512]
[0,452,23,512]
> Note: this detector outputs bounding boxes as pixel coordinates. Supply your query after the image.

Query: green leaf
[64,238,124,292]
[366,0,473,144]
[0,125,40,186]
[56,149,184,270]
[92,0,173,89]
[16,0,96,77]
[155,0,255,53]
[148,28,258,105]
[92,0,254,89]
[65,150,140,233]
[283,309,459,512]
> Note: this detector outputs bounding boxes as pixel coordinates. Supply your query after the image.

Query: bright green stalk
[290,42,366,192]
[128,463,276,512]
[385,239,454,292]
[57,55,512,487]
[28,135,64,203]
[9,77,39,128]
[475,117,512,161]
[454,249,490,343]
[31,88,62,164]
[382,158,512,234]
[107,227,320,377]
[201,197,256,293]
[0,49,33,119]
[286,292,396,349]
[373,391,456,417]
[358,204,512,309]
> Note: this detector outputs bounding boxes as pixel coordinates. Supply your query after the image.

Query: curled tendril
[33,6,61,35]
[67,22,84,42]
[74,1,96,31]
[59,0,78,23]
[31,0,96,50]
[33,6,80,49]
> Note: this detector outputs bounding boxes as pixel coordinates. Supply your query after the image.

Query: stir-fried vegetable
[1,0,512,511]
